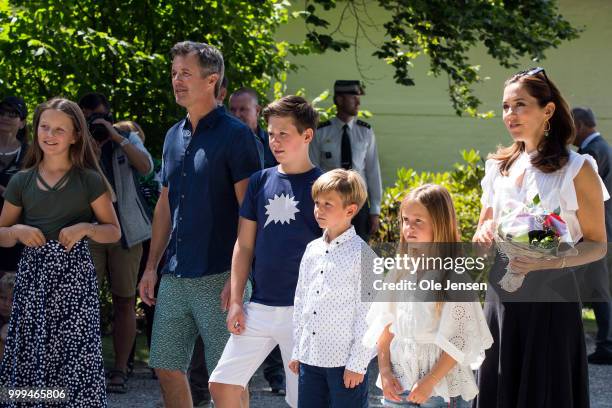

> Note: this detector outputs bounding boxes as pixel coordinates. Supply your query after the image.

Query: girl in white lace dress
[473,68,608,408]
[364,184,493,407]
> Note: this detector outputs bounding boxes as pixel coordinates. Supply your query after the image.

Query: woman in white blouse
[365,184,493,407]
[473,68,608,408]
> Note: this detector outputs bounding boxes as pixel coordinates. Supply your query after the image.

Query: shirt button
[183,172,187,176]
[186,150,190,155]
[320,271,323,274]
[316,290,319,294]
[312,332,315,335]
[325,250,329,254]
[178,238,182,242]
[313,311,316,315]
[181,194,185,198]
[179,217,183,221]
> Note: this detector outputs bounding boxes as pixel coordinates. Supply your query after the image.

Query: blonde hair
[311,169,368,211]
[399,184,461,245]
[115,120,145,143]
[398,184,460,313]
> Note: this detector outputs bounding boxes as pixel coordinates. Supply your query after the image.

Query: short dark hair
[572,107,597,128]
[78,92,110,112]
[262,95,319,134]
[230,87,259,105]
[170,41,225,97]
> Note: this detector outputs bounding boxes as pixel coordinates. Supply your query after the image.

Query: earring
[544,120,551,137]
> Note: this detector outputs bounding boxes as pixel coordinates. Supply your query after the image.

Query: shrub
[373,149,485,243]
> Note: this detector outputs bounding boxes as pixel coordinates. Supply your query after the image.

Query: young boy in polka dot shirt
[290,169,377,407]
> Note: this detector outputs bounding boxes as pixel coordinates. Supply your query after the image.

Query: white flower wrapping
[494,197,577,292]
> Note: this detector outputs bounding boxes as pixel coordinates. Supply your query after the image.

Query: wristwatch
[119,137,131,147]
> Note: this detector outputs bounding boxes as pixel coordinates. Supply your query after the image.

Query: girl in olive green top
[0,98,121,407]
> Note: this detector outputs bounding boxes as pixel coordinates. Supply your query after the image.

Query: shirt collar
[323,225,357,246]
[331,116,356,130]
[581,132,600,150]
[183,105,226,132]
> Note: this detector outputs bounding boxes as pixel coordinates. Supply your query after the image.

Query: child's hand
[12,225,46,247]
[380,370,403,402]
[407,375,436,404]
[288,360,299,375]
[343,369,365,389]
[59,223,90,251]
[226,302,246,335]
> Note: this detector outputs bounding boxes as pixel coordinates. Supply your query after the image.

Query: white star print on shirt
[264,193,300,227]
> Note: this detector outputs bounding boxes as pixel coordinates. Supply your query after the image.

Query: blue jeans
[383,391,471,407]
[298,363,368,408]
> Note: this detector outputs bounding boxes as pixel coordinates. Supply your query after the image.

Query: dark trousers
[593,302,612,355]
[352,202,371,242]
[263,346,285,388]
[298,363,368,408]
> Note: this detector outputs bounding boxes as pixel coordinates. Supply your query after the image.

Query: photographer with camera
[79,92,153,394]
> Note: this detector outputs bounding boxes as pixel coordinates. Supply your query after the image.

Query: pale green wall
[278,0,612,185]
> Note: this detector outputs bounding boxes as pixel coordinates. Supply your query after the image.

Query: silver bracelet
[119,138,131,147]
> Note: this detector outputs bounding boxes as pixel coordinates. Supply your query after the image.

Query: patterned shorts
[149,272,250,373]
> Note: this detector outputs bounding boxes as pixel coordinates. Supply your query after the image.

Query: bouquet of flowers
[494,194,576,292]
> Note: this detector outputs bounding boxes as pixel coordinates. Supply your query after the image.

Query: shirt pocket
[320,140,340,168]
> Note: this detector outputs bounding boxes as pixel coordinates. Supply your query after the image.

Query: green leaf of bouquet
[533,194,541,205]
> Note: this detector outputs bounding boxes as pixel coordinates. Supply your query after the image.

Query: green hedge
[372,149,485,244]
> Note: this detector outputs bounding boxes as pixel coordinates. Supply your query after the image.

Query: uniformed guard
[309,80,383,240]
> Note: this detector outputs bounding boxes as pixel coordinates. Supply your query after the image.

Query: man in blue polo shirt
[139,41,261,408]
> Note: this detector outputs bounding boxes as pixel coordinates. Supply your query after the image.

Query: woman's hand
[509,256,562,275]
[11,224,46,247]
[58,223,90,251]
[472,219,496,246]
[380,369,403,402]
[407,375,436,404]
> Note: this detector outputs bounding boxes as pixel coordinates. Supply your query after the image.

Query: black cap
[0,96,27,120]
[334,80,365,95]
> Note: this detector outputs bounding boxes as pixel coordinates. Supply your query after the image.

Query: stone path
[109,333,612,408]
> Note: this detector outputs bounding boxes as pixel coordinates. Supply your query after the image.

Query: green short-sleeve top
[3,167,107,240]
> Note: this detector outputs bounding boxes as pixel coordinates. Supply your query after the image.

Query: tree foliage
[0,0,579,152]
[303,0,579,116]
[374,149,485,243]
[0,0,310,154]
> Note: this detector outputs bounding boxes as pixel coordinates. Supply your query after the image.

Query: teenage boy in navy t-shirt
[209,96,322,407]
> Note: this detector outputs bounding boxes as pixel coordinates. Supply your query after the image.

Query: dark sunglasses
[517,67,549,82]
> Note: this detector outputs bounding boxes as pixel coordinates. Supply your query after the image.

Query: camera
[86,112,114,142]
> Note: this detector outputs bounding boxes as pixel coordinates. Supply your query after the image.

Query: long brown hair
[23,98,113,196]
[398,184,460,312]
[491,68,574,175]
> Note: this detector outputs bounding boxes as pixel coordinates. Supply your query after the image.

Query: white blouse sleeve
[480,159,500,208]
[434,302,494,370]
[362,268,403,349]
[560,153,610,212]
